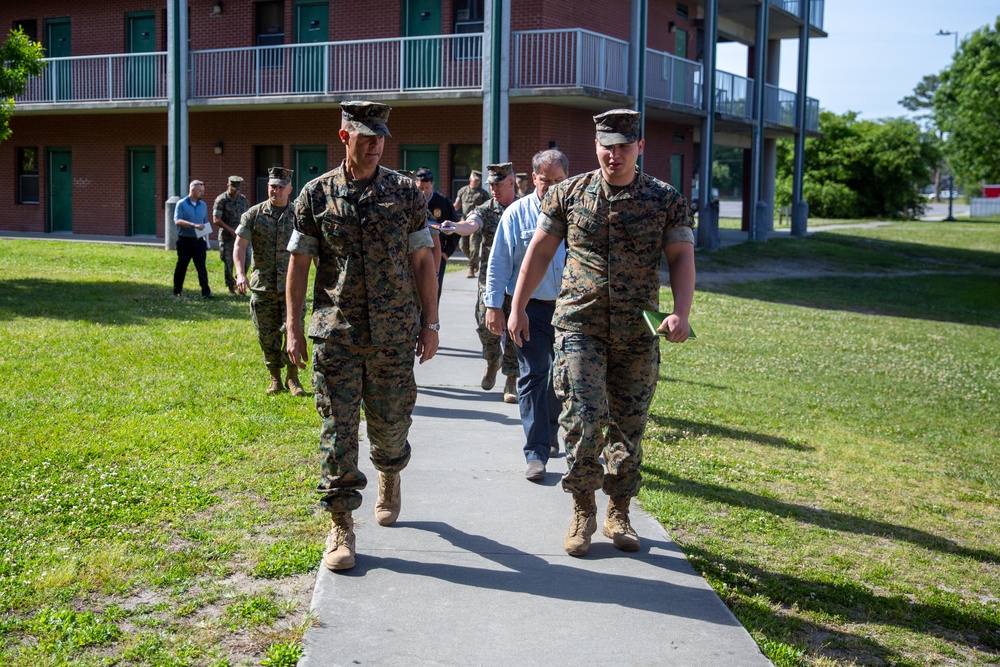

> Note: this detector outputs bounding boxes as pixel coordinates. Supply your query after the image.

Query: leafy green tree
[0,28,46,143]
[776,111,939,219]
[900,74,946,201]
[934,17,1000,184]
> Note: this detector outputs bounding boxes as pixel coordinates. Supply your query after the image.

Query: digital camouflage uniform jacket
[470,198,507,288]
[455,185,490,217]
[213,191,249,239]
[288,163,434,347]
[234,200,295,293]
[538,168,694,341]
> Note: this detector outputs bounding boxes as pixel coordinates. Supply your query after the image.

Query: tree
[900,74,946,201]
[934,17,1000,184]
[0,28,46,143]
[776,110,940,219]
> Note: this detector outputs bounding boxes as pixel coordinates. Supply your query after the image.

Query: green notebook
[642,310,696,339]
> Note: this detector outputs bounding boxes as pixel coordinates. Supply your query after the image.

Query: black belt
[530,298,556,306]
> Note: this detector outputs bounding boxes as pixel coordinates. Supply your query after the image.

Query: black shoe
[202,293,214,300]
[173,292,181,298]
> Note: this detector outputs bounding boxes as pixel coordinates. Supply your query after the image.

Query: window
[453,0,484,33]
[676,3,689,20]
[12,19,38,42]
[255,145,283,203]
[18,148,39,205]
[256,1,284,46]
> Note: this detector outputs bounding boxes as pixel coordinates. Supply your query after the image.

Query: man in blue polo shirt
[483,149,569,481]
[173,179,213,299]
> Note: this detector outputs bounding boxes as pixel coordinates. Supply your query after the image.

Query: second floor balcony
[14,30,820,133]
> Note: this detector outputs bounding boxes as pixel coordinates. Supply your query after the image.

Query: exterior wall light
[212,1,223,16]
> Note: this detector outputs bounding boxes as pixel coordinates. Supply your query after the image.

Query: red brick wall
[1,113,167,235]
[2,1,165,56]
[648,0,697,58]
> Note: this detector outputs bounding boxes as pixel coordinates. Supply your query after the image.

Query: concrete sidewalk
[298,270,771,667]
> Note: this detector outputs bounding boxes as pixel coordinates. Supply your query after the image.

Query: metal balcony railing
[645,48,702,108]
[511,29,629,94]
[775,0,825,30]
[14,52,167,103]
[806,96,819,132]
[189,34,483,98]
[715,70,754,119]
[765,83,797,127]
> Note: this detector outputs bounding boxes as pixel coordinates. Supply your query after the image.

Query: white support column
[481,0,509,171]
[165,0,188,250]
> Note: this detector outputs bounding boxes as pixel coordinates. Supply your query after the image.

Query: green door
[670,154,683,191]
[127,13,157,98]
[294,2,328,93]
[128,148,157,235]
[404,0,441,89]
[293,146,327,197]
[48,149,73,233]
[45,19,71,102]
[673,28,688,104]
[401,145,439,182]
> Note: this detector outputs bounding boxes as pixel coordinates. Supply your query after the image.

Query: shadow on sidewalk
[336,520,746,626]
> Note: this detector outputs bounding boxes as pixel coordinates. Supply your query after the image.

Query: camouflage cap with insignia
[516,172,530,181]
[228,175,244,184]
[267,166,293,186]
[470,169,482,179]
[486,162,514,184]
[594,108,641,145]
[341,100,392,137]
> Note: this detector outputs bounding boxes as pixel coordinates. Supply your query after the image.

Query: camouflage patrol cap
[267,166,293,186]
[594,108,641,145]
[516,172,530,181]
[228,175,244,184]
[341,100,392,137]
[470,169,482,179]
[486,162,514,184]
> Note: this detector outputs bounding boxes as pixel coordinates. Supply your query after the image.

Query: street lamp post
[945,175,956,222]
[937,29,958,53]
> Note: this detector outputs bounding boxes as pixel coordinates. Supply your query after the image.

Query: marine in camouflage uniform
[213,176,250,294]
[508,109,696,557]
[234,166,305,396]
[444,162,519,399]
[285,101,440,572]
[454,170,489,278]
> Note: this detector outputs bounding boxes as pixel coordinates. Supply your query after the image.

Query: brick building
[2,0,825,246]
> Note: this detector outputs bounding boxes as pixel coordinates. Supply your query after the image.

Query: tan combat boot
[564,491,597,557]
[503,375,518,404]
[323,511,356,571]
[285,365,306,396]
[603,497,641,552]
[466,265,476,278]
[266,369,284,394]
[374,472,401,526]
[481,359,500,390]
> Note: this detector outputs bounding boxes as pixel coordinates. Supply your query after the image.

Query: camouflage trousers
[553,329,659,500]
[249,291,304,371]
[219,233,237,289]
[460,231,481,270]
[476,289,518,377]
[312,339,416,513]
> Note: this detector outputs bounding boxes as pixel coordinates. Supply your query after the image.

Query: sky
[715,0,999,120]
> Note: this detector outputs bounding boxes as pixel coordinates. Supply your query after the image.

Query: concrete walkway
[299,270,772,667]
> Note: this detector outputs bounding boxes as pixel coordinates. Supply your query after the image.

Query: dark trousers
[173,236,211,297]
[517,299,560,464]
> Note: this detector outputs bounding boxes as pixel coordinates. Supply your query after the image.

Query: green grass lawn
[0,221,998,666]
[644,219,999,665]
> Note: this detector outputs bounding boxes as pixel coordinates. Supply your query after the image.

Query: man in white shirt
[483,150,569,481]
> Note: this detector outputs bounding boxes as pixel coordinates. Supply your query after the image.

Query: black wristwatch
[422,322,441,332]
